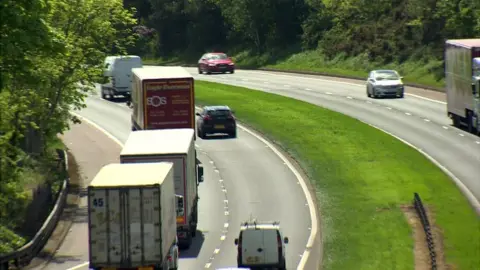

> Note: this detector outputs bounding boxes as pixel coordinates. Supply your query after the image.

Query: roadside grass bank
[143,49,444,90]
[0,138,66,254]
[194,80,479,270]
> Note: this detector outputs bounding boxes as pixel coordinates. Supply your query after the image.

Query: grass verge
[143,48,445,89]
[195,80,479,270]
[0,138,66,254]
[234,49,445,89]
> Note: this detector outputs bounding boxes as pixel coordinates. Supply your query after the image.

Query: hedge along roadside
[142,62,445,93]
[0,150,69,270]
[194,80,479,270]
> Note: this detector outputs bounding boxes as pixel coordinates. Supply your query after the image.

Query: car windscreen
[375,71,399,80]
[207,110,231,117]
[209,54,228,60]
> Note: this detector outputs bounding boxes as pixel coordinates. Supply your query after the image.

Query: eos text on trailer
[129,66,195,132]
[119,129,204,249]
[87,162,179,270]
[445,39,480,135]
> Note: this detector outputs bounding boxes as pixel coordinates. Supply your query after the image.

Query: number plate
[246,256,260,263]
[214,124,224,129]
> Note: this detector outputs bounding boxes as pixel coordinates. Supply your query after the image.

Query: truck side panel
[186,139,197,214]
[120,156,191,225]
[159,169,177,262]
[446,44,480,117]
[143,78,194,130]
[88,188,122,266]
[132,73,145,129]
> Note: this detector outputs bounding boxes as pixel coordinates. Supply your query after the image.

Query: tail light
[204,115,212,121]
[227,113,235,120]
[167,255,172,262]
[277,234,282,248]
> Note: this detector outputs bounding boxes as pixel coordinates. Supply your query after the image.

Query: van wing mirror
[284,237,289,244]
[195,112,201,116]
[234,238,239,245]
[197,164,204,183]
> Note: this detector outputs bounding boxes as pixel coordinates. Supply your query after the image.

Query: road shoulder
[26,120,122,269]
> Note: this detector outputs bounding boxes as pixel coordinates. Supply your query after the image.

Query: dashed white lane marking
[325,92,332,95]
[459,133,465,137]
[405,112,412,116]
[305,88,312,91]
[386,107,392,110]
[205,263,211,268]
[346,96,353,99]
[424,119,430,122]
[220,235,226,241]
[252,70,447,104]
[213,248,220,254]
[224,223,229,228]
[443,126,449,130]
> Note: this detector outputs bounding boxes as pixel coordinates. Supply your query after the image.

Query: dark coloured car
[196,106,237,138]
[198,52,235,74]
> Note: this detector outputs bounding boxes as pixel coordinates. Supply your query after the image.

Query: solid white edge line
[66,261,89,270]
[236,122,318,270]
[71,111,124,147]
[251,71,447,104]
[364,122,480,216]
[193,106,318,269]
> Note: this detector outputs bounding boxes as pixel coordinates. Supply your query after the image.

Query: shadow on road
[107,97,130,104]
[179,230,205,258]
[201,134,235,140]
[45,254,84,265]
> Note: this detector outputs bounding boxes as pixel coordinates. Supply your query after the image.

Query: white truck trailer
[120,128,204,249]
[87,162,178,270]
[445,39,480,135]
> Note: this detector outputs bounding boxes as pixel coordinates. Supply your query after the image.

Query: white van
[234,221,289,270]
[101,55,143,100]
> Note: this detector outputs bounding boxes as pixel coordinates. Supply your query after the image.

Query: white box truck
[87,162,178,270]
[120,128,204,249]
[101,55,143,100]
[445,39,480,135]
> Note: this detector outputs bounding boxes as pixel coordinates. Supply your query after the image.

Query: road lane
[52,86,314,270]
[185,68,480,207]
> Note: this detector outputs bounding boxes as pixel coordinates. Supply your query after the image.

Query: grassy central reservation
[195,80,479,270]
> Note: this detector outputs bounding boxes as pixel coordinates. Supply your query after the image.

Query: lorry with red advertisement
[129,66,195,132]
[445,39,480,135]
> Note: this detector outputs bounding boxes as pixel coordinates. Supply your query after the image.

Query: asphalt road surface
[43,84,315,270]
[187,68,480,205]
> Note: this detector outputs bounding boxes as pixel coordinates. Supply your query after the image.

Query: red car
[198,52,235,74]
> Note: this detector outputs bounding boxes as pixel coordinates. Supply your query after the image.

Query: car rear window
[208,110,231,116]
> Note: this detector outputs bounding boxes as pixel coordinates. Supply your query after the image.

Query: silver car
[366,70,405,98]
